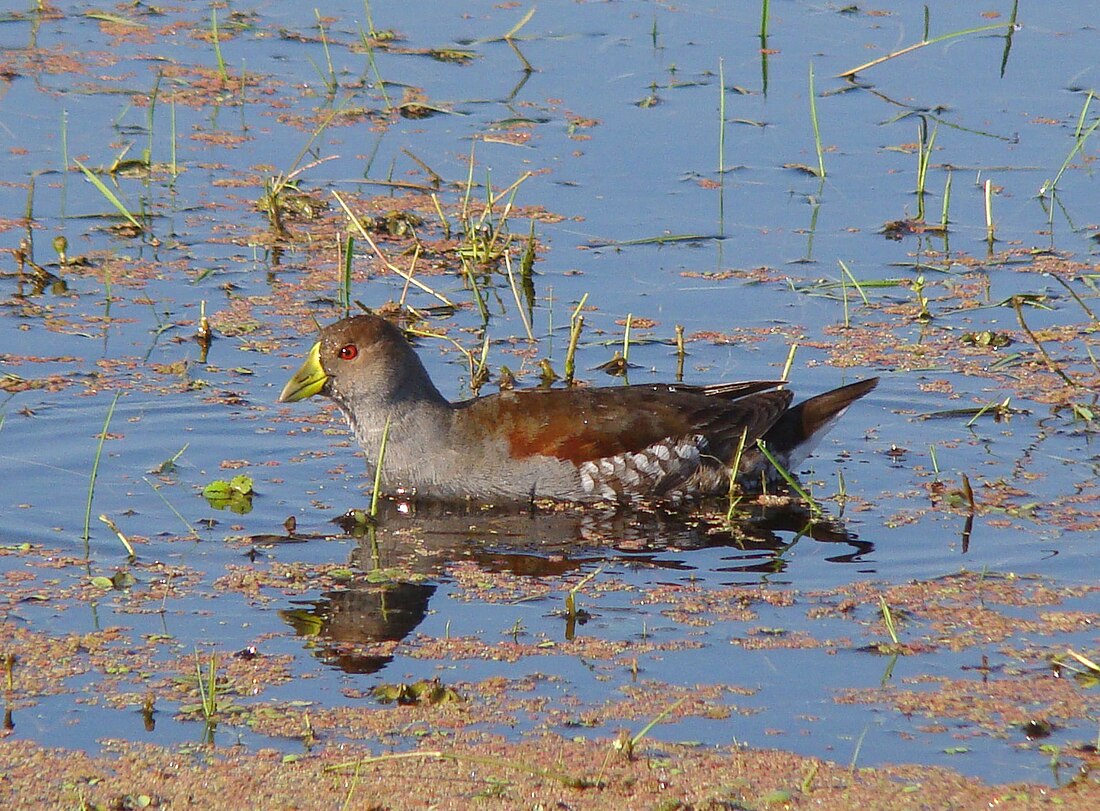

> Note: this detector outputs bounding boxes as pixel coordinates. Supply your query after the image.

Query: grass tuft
[210,8,229,83]
[915,120,937,221]
[333,191,454,307]
[605,695,687,774]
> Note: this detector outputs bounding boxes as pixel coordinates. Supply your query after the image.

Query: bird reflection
[281,582,436,674]
[276,497,874,673]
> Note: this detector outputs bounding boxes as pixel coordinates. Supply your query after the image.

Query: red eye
[338,344,358,361]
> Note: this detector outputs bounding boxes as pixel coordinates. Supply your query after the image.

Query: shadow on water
[276,498,874,675]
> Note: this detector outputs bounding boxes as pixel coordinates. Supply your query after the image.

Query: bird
[279,314,877,505]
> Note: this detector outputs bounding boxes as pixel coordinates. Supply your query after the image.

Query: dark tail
[762,378,878,462]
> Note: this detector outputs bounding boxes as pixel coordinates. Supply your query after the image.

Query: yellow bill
[279,342,327,402]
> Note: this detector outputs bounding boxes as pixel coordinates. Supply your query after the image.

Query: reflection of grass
[468,5,536,71]
[144,72,160,170]
[585,233,717,248]
[144,476,199,539]
[60,109,68,173]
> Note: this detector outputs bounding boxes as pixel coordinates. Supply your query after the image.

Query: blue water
[0,0,1097,786]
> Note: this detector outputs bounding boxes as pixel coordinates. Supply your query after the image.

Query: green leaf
[202,477,254,514]
[111,570,137,589]
[202,481,231,499]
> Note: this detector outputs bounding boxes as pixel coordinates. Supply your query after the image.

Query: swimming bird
[280,314,877,504]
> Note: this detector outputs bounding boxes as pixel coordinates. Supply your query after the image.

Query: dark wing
[661,380,788,400]
[457,385,794,466]
[761,378,878,456]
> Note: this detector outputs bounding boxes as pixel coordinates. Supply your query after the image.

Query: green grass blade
[83,391,122,543]
[808,62,825,178]
[369,416,392,518]
[73,159,143,230]
[756,439,821,517]
[837,21,1016,78]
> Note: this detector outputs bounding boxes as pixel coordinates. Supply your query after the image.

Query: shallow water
[1,0,1097,788]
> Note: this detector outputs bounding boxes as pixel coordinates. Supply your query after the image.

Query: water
[0,0,1097,787]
